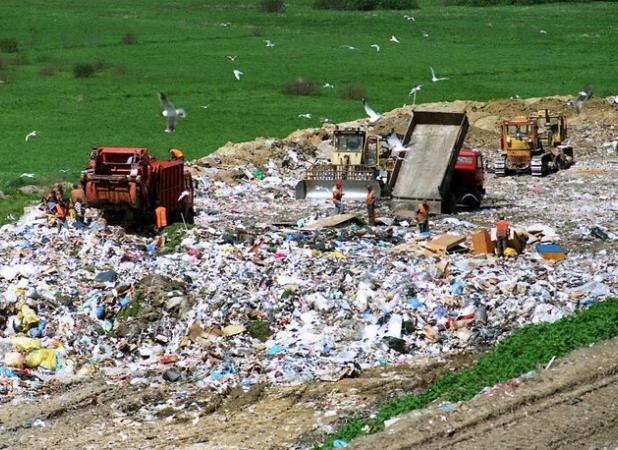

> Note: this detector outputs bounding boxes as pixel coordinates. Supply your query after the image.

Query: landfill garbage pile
[1,96,617,401]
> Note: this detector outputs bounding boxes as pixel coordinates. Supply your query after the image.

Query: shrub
[73,63,95,78]
[345,0,378,9]
[121,32,137,45]
[338,83,367,100]
[257,0,285,12]
[381,0,418,8]
[312,0,347,8]
[39,66,57,77]
[0,38,18,53]
[282,76,320,96]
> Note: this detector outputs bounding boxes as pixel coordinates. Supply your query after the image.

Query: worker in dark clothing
[366,185,376,226]
[416,200,430,233]
[169,148,184,160]
[495,216,510,257]
[332,180,344,214]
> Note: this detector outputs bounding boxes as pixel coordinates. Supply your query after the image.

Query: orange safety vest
[155,206,167,229]
[332,187,343,201]
[366,191,375,205]
[55,203,66,219]
[496,219,510,238]
[416,202,429,222]
[170,149,184,160]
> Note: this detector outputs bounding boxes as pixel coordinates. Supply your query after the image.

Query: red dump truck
[81,147,195,224]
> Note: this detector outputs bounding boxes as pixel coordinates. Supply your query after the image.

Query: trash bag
[10,336,42,352]
[24,348,57,370]
[504,247,518,257]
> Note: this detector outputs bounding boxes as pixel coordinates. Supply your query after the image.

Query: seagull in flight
[298,113,312,119]
[264,40,275,48]
[25,131,38,142]
[510,95,521,99]
[201,104,210,109]
[323,82,334,89]
[59,168,70,173]
[421,31,429,38]
[539,29,547,34]
[158,92,186,133]
[178,190,190,202]
[430,67,449,82]
[575,85,593,114]
[409,84,422,105]
[233,69,244,80]
[404,15,415,21]
[362,99,382,123]
[390,35,400,44]
[226,55,237,61]
[20,173,35,178]
[6,213,16,222]
[341,45,359,51]
[219,22,231,27]
[319,117,332,123]
[387,130,412,153]
[370,44,380,52]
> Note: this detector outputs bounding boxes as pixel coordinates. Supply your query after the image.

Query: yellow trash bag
[24,349,57,370]
[504,247,519,257]
[17,304,40,328]
[10,336,42,352]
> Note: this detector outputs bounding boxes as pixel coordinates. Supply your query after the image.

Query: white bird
[510,95,521,99]
[370,44,380,52]
[390,35,400,44]
[25,131,38,142]
[233,69,244,80]
[201,104,210,109]
[226,55,237,61]
[19,173,35,178]
[404,15,415,21]
[341,45,358,51]
[219,22,231,27]
[59,168,70,173]
[575,86,593,114]
[430,67,449,82]
[6,213,16,222]
[264,40,275,48]
[319,117,332,123]
[539,29,547,34]
[298,113,312,119]
[158,92,186,133]
[409,84,422,105]
[421,31,429,38]
[362,99,382,123]
[323,82,335,89]
[387,130,411,153]
[178,190,190,202]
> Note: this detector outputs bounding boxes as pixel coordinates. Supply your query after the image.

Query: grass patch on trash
[313,297,618,450]
[159,222,194,254]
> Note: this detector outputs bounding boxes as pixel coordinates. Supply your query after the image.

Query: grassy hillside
[0,0,616,220]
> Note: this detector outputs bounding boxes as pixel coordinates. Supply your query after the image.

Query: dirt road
[351,337,618,450]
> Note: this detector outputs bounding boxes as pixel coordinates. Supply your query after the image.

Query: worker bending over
[169,148,184,161]
[495,216,510,258]
[155,204,168,231]
[332,180,344,214]
[416,200,430,233]
[366,185,376,226]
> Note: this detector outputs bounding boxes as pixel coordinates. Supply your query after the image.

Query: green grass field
[0,0,616,221]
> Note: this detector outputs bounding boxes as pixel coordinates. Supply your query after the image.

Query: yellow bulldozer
[294,127,392,200]
[494,109,574,177]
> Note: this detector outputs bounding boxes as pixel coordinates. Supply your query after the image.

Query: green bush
[338,83,367,100]
[0,37,18,53]
[257,0,286,12]
[282,76,320,96]
[381,0,418,9]
[345,0,378,9]
[121,32,137,45]
[439,0,602,5]
[73,63,96,78]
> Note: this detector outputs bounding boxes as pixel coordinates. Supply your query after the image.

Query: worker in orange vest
[155,205,167,231]
[495,216,510,257]
[416,200,430,233]
[332,180,344,214]
[54,199,67,232]
[169,148,184,161]
[366,185,376,226]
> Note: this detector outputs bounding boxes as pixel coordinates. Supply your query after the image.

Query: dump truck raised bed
[81,147,194,225]
[390,111,474,213]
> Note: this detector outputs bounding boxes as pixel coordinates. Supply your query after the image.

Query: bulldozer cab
[531,110,567,148]
[332,128,378,166]
[501,118,537,152]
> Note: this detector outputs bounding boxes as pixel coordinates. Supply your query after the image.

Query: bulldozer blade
[295,180,381,201]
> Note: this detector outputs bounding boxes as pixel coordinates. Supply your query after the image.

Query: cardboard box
[470,229,495,255]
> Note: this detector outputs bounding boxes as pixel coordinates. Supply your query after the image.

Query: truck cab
[451,149,485,208]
